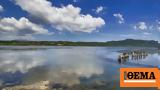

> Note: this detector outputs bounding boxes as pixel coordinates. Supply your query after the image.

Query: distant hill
[105,39,159,47]
[0,39,159,47]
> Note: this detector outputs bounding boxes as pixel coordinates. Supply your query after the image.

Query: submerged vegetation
[0,39,159,47]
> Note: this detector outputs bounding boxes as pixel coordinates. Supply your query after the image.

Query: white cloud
[120,34,137,38]
[0,5,4,12]
[96,6,104,14]
[15,0,105,33]
[148,25,154,30]
[73,0,78,3]
[0,17,51,40]
[156,20,160,24]
[157,27,160,31]
[113,13,124,24]
[156,20,160,31]
[143,32,151,35]
[134,22,147,30]
[0,17,49,34]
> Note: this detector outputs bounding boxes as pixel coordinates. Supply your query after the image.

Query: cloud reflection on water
[0,47,159,87]
[0,47,104,86]
[24,47,104,86]
[0,50,46,73]
[142,54,160,66]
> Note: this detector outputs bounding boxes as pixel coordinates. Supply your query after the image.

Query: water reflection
[24,48,104,86]
[0,47,104,87]
[117,49,160,67]
[0,50,46,73]
[0,47,159,90]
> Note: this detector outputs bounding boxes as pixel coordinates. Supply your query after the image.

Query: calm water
[0,46,159,90]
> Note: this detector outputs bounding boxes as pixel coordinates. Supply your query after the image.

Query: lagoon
[0,46,159,90]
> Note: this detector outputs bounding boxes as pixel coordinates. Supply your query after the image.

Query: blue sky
[0,0,159,42]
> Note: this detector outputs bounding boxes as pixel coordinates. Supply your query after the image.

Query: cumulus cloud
[15,0,105,33]
[96,6,104,14]
[0,5,4,12]
[0,17,50,40]
[134,22,147,30]
[113,13,124,24]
